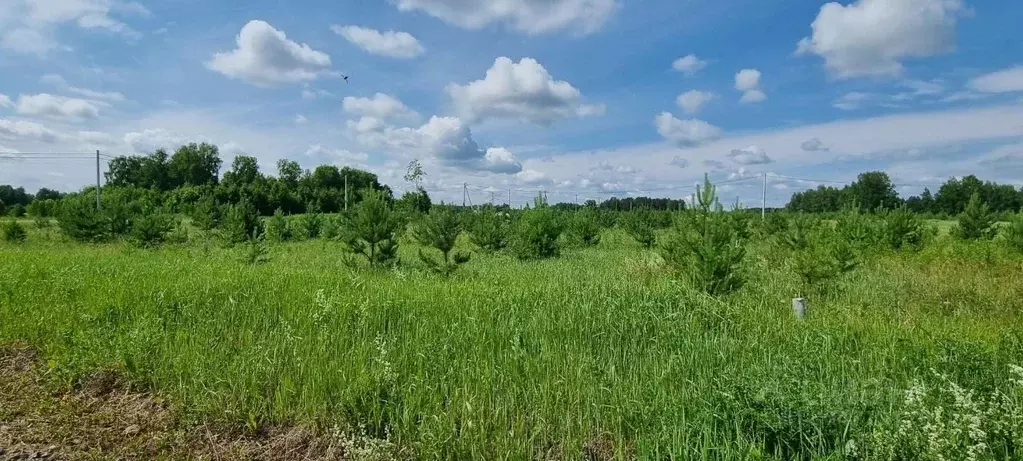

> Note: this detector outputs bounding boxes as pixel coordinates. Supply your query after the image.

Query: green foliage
[415,208,470,276]
[129,212,175,247]
[836,206,884,249]
[7,203,25,217]
[779,214,815,251]
[509,196,563,260]
[881,206,928,251]
[789,231,860,296]
[396,188,432,217]
[57,197,110,242]
[301,211,322,239]
[241,235,270,265]
[33,214,51,230]
[621,209,657,248]
[264,208,294,242]
[568,208,602,246]
[219,200,262,245]
[341,188,401,267]
[1004,213,1023,253]
[1,219,27,243]
[954,192,996,241]
[660,176,746,296]
[468,207,510,252]
[190,195,219,231]
[320,215,341,240]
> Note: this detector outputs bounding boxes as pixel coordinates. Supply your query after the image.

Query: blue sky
[1,0,1022,206]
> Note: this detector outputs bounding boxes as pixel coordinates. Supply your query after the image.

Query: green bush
[881,206,927,251]
[836,206,883,249]
[57,198,110,242]
[341,188,401,267]
[415,208,470,276]
[264,208,293,242]
[301,212,322,239]
[954,192,996,241]
[659,176,746,296]
[568,208,602,246]
[6,203,25,218]
[1004,213,1023,253]
[509,196,563,260]
[1,220,27,243]
[468,206,510,252]
[129,212,175,247]
[621,209,656,248]
[219,200,262,245]
[190,196,219,231]
[320,215,341,240]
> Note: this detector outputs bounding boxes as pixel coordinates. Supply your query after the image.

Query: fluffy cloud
[969,66,1023,93]
[728,145,773,165]
[801,138,830,152]
[123,128,190,153]
[796,0,967,78]
[0,94,11,108]
[0,118,61,143]
[676,90,715,114]
[392,0,617,35]
[516,169,551,184]
[331,25,424,59]
[16,93,102,119]
[481,147,524,174]
[0,0,148,55]
[207,20,333,86]
[672,54,707,75]
[447,57,604,125]
[343,93,417,120]
[303,144,368,165]
[595,160,637,175]
[654,112,722,146]
[735,69,766,103]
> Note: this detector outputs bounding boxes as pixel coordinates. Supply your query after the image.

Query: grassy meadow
[2,220,1023,459]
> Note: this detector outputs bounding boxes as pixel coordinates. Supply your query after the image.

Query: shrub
[468,206,510,252]
[569,208,602,246]
[7,203,25,218]
[242,235,270,265]
[836,206,883,249]
[621,209,656,248]
[1,220,27,243]
[33,214,51,230]
[779,214,815,251]
[302,212,322,239]
[341,188,402,267]
[954,192,996,241]
[509,196,563,260]
[320,215,341,240]
[1004,213,1023,253]
[881,206,927,251]
[415,208,470,276]
[790,232,859,297]
[660,176,746,296]
[220,200,262,245]
[190,196,219,231]
[58,198,109,242]
[264,208,293,242]
[129,212,175,247]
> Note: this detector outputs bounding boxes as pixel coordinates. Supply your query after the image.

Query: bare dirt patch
[0,343,348,460]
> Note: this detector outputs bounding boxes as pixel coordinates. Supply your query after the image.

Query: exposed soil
[0,343,348,460]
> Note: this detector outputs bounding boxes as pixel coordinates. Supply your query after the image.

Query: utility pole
[490,191,495,205]
[462,183,467,207]
[95,150,101,209]
[762,172,767,220]
[344,174,349,211]
[575,193,579,205]
[508,189,512,208]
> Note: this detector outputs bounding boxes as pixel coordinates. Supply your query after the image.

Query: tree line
[785,171,1023,215]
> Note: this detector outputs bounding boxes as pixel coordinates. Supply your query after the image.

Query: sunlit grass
[2,228,1022,458]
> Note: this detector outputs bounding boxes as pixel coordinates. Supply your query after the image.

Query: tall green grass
[1,229,1022,458]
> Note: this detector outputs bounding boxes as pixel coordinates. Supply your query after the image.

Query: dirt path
[0,343,348,460]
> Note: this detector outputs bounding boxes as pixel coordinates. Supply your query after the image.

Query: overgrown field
[3,215,1023,459]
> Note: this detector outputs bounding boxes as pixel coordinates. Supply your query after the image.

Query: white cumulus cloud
[796,0,967,78]
[343,93,417,121]
[728,145,773,165]
[735,69,766,103]
[676,90,715,114]
[392,0,617,35]
[801,138,830,152]
[447,57,604,125]
[123,128,191,153]
[672,54,707,75]
[331,25,424,59]
[0,118,62,143]
[16,93,102,119]
[207,20,333,86]
[654,112,722,146]
[0,0,148,55]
